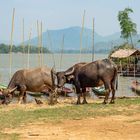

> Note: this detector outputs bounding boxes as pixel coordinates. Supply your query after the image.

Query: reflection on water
[0,53,139,97]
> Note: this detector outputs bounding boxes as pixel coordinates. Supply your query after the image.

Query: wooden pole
[27,28,32,68]
[92,18,95,61]
[60,34,64,70]
[79,10,85,62]
[47,31,56,68]
[40,21,43,66]
[22,18,25,68]
[37,20,41,67]
[9,8,15,79]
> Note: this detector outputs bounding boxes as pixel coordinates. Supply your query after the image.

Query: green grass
[0,98,140,139]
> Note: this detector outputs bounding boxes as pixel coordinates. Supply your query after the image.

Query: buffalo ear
[67,75,75,81]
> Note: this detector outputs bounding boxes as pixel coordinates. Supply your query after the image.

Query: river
[0,53,138,97]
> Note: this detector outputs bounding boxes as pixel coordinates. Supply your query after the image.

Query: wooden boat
[92,86,106,96]
[0,84,7,90]
[28,92,44,97]
[131,80,140,95]
[58,87,73,97]
[62,87,73,93]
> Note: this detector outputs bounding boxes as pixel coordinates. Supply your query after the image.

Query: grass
[0,98,140,139]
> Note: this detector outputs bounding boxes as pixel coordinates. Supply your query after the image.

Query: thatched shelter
[110,49,140,59]
[110,49,140,73]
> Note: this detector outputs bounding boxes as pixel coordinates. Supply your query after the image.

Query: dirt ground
[1,97,140,140]
[3,112,140,140]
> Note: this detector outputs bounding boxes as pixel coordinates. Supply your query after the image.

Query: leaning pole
[9,8,15,79]
[22,18,25,68]
[37,20,41,67]
[59,34,64,70]
[27,27,32,69]
[92,18,95,62]
[79,10,85,62]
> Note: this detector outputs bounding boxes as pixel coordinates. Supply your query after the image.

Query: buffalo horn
[65,67,74,76]
[9,86,17,93]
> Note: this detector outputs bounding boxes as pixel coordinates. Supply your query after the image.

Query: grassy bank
[0,98,140,139]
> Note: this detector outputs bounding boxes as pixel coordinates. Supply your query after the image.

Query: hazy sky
[0,0,140,43]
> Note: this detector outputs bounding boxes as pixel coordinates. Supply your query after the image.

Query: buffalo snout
[57,84,62,88]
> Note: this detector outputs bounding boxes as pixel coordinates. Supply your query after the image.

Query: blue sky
[0,0,140,43]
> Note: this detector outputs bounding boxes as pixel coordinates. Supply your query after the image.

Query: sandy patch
[3,114,140,140]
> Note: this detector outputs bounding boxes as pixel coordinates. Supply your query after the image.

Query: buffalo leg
[103,82,111,104]
[48,92,54,105]
[18,92,24,104]
[82,88,88,104]
[77,93,81,104]
[48,91,58,105]
[23,92,27,103]
[75,87,81,105]
[18,85,27,104]
[110,82,115,104]
[54,88,59,104]
[74,80,82,105]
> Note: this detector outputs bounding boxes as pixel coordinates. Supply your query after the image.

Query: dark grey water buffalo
[3,66,56,104]
[56,59,118,104]
[56,62,88,103]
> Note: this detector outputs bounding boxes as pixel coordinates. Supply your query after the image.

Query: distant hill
[24,26,140,53]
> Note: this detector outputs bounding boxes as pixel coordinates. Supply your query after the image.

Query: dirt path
[3,113,140,140]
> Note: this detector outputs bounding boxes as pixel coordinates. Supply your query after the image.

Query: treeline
[0,43,110,54]
[0,43,51,53]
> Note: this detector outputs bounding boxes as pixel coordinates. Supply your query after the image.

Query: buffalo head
[2,87,17,97]
[56,67,75,88]
[0,87,17,104]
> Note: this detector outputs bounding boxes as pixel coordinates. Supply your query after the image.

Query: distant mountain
[24,26,140,53]
[24,26,103,50]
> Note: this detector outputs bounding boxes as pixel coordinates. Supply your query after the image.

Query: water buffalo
[3,66,56,104]
[56,59,118,104]
[56,62,88,104]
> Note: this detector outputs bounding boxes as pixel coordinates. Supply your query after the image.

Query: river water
[0,53,139,97]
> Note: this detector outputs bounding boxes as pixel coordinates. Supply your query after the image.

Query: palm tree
[118,8,137,47]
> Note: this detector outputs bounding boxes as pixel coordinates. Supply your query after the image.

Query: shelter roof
[110,49,140,58]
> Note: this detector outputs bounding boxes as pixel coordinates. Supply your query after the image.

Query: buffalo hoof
[102,101,107,104]
[109,101,115,104]
[48,99,58,105]
[82,100,88,104]
[54,99,59,104]
[48,101,55,105]
[76,101,81,105]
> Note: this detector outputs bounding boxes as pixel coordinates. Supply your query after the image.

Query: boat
[28,92,45,97]
[58,87,73,97]
[131,80,140,95]
[92,86,106,96]
[0,84,7,90]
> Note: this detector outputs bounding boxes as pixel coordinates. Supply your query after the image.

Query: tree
[118,8,137,47]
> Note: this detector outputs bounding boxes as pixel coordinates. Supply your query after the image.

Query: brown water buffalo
[56,59,118,104]
[3,66,56,104]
